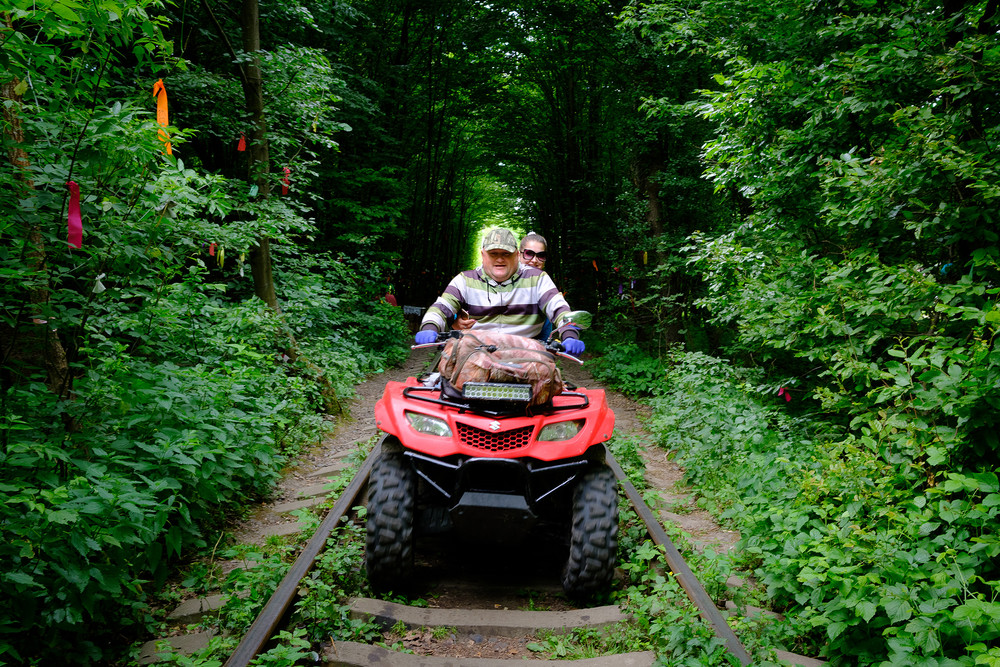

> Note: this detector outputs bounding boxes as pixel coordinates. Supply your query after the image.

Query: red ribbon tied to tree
[152,79,172,155]
[282,166,291,195]
[67,181,82,248]
[237,133,246,151]
[778,387,792,403]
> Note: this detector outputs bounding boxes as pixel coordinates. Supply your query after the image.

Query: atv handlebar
[411,330,584,364]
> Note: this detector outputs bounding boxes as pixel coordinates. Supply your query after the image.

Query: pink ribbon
[67,181,82,248]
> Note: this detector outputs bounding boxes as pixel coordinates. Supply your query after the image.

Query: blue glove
[414,330,438,345]
[563,338,585,356]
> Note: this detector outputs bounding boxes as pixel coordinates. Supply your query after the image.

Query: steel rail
[222,440,381,667]
[604,451,753,666]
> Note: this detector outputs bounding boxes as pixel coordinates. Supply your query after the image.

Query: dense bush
[1,262,408,664]
[598,344,1000,665]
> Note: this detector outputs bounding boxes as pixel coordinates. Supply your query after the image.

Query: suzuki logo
[488,420,501,432]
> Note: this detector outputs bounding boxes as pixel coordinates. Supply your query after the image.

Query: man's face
[481,248,517,282]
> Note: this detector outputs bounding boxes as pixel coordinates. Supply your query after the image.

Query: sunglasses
[521,249,548,261]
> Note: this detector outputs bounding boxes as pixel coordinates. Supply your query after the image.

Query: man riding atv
[414,228,585,356]
[368,228,615,599]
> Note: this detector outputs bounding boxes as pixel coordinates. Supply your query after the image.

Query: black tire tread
[365,450,415,592]
[562,466,619,598]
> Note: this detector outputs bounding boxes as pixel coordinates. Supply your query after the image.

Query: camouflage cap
[481,228,517,253]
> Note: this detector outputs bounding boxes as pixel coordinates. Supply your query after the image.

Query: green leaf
[827,621,849,640]
[5,571,37,587]
[856,600,878,622]
[883,598,913,624]
[49,1,82,22]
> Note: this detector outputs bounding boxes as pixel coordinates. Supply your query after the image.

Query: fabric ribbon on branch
[237,133,246,151]
[67,181,82,249]
[282,166,290,195]
[152,79,172,155]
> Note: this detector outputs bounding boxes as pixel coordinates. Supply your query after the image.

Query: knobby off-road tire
[365,446,415,593]
[562,466,619,598]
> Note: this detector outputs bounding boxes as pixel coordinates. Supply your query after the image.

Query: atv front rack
[402,384,590,417]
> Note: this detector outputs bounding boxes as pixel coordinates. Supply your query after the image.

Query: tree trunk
[239,0,278,310]
[1,65,71,398]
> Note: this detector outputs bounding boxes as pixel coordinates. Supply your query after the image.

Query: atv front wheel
[562,466,619,598]
[365,443,415,592]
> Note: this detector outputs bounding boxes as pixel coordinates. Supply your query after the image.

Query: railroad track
[219,437,754,667]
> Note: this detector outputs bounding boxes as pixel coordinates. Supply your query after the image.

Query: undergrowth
[1,260,408,665]
[592,341,1000,666]
[137,438,383,665]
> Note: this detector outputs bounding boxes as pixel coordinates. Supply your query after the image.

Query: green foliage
[632,346,1000,665]
[0,261,407,662]
[1,0,414,655]
[615,539,738,666]
[589,343,667,397]
[526,626,619,660]
[250,628,314,666]
[608,433,649,492]
[609,2,1000,659]
[292,521,379,644]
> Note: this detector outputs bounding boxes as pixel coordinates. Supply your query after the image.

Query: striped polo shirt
[420,267,574,339]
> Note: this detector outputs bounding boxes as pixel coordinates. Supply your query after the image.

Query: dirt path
[231,351,433,544]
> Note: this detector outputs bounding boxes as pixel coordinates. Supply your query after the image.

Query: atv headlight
[405,411,452,437]
[537,419,585,441]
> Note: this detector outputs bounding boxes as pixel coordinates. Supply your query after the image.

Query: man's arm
[420,273,467,333]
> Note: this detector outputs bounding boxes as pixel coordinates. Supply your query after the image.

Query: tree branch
[200,0,249,91]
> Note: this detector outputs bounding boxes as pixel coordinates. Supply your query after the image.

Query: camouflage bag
[438,331,564,406]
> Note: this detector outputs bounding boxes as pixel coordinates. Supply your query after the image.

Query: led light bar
[462,382,533,402]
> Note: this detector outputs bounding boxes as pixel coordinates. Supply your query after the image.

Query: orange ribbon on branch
[282,166,290,195]
[152,79,172,155]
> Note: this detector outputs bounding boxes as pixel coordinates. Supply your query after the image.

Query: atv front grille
[457,423,534,452]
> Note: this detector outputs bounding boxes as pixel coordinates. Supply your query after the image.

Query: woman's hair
[519,231,547,251]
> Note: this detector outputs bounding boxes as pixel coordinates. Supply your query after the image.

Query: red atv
[366,314,619,598]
